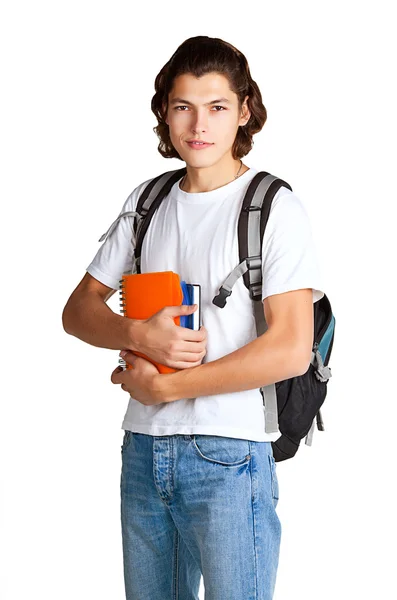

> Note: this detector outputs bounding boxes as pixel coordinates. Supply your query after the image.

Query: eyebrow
[169,97,231,106]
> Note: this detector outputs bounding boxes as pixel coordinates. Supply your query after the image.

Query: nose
[191,109,208,134]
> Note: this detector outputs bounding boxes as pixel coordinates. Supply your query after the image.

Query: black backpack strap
[97,168,186,246]
[239,172,292,301]
[212,172,292,308]
[133,167,186,273]
[212,171,292,434]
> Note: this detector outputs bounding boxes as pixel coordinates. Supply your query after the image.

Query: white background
[1,1,396,598]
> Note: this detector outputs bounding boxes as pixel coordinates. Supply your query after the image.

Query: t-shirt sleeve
[85,179,150,290]
[261,188,325,304]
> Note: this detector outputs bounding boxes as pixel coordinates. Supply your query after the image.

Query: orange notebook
[118,271,184,374]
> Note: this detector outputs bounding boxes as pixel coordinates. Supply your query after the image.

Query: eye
[174,106,226,111]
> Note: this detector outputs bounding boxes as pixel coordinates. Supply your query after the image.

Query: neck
[180,156,248,193]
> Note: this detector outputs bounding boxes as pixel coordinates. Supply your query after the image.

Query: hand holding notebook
[119,271,205,374]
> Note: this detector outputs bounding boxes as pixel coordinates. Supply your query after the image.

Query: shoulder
[269,185,311,226]
[121,168,182,212]
[249,170,309,220]
[120,175,157,213]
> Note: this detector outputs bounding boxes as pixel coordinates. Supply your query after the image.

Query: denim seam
[169,436,175,502]
[173,529,179,600]
[248,441,258,599]
[268,454,274,500]
[268,454,278,502]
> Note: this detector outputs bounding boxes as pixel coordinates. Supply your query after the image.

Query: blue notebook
[179,281,201,330]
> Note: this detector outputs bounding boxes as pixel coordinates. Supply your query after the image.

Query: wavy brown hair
[151,36,267,160]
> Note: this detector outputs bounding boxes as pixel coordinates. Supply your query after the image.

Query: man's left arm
[161,287,314,402]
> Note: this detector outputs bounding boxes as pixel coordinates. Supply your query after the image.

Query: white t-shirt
[86,166,325,442]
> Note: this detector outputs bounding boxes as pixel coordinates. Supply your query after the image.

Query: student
[62,35,324,600]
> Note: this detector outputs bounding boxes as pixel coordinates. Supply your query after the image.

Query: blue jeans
[120,432,281,600]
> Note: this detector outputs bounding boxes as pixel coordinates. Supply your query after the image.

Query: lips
[186,141,214,149]
[187,140,211,144]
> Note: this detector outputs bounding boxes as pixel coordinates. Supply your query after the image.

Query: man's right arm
[62,272,143,351]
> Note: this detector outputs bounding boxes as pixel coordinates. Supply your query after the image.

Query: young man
[62,37,324,600]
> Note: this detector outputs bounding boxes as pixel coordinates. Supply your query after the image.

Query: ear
[240,95,250,126]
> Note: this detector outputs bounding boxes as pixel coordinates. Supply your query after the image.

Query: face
[165,72,250,165]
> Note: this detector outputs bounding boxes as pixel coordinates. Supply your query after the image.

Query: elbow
[62,306,70,333]
[294,345,312,376]
[296,360,310,376]
[62,302,74,334]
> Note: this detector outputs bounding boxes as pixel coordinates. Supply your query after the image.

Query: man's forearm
[62,292,142,351]
[161,328,307,402]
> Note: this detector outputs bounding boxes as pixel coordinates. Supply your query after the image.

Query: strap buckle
[246,255,261,270]
[242,205,261,212]
[212,286,232,308]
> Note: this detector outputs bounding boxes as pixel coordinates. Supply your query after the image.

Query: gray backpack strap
[98,211,140,243]
[305,417,316,446]
[252,298,279,433]
[97,167,186,262]
[246,174,282,433]
[311,342,333,382]
[213,172,292,434]
[133,168,187,272]
[305,408,325,445]
[212,173,282,308]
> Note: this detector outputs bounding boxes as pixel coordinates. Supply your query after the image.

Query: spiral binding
[119,276,127,370]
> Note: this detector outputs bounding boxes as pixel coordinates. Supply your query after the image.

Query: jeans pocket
[192,435,251,467]
[268,453,279,507]
[121,430,133,454]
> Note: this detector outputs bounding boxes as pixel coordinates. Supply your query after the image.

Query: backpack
[99,167,335,462]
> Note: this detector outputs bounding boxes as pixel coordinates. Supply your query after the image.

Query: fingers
[178,355,206,369]
[178,326,207,342]
[111,366,123,383]
[168,342,206,357]
[178,341,207,354]
[168,349,206,369]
